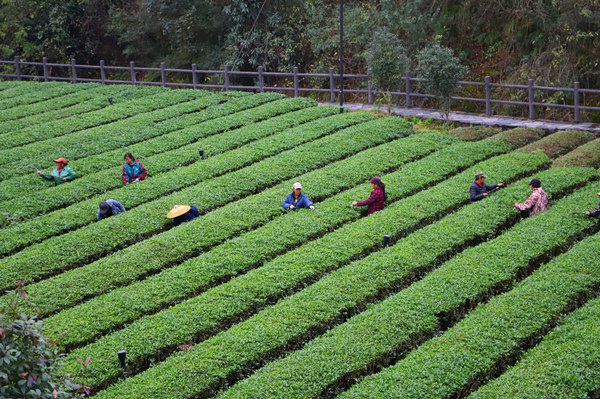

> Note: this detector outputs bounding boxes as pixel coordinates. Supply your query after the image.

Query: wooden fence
[1,56,600,123]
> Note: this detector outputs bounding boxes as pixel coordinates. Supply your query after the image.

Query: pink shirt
[515,187,548,216]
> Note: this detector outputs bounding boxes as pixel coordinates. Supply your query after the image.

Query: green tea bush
[519,129,596,159]
[552,137,600,168]
[470,284,600,399]
[448,126,501,141]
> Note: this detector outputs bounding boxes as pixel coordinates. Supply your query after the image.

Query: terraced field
[1,81,599,399]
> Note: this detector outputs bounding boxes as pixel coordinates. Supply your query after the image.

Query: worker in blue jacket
[469,172,504,202]
[283,182,315,210]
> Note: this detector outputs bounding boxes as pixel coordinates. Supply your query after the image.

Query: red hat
[53,157,68,165]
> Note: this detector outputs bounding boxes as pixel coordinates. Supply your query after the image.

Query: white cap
[293,182,302,190]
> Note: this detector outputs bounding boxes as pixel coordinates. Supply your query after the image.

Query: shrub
[519,129,596,158]
[0,284,88,399]
[487,127,545,150]
[448,126,501,141]
[416,43,469,121]
[552,137,600,168]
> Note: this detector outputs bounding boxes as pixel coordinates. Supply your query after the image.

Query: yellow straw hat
[166,205,191,219]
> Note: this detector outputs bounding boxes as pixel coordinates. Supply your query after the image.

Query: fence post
[405,71,412,108]
[485,76,492,116]
[329,68,335,102]
[160,62,166,87]
[293,67,299,97]
[129,61,136,85]
[43,57,49,82]
[15,56,22,81]
[224,65,230,91]
[528,79,535,120]
[100,60,106,84]
[71,58,77,83]
[258,66,264,93]
[192,64,198,89]
[367,81,373,104]
[573,82,580,123]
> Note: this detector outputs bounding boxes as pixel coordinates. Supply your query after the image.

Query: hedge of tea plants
[1,82,598,399]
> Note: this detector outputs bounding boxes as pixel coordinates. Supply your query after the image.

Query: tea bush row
[0,117,410,291]
[340,188,600,399]
[62,149,544,391]
[92,158,577,399]
[214,168,597,399]
[0,97,318,225]
[0,84,165,146]
[0,81,87,111]
[0,82,93,124]
[45,132,458,350]
[0,104,339,254]
[470,277,600,399]
[55,138,507,388]
[0,87,222,169]
[0,92,285,202]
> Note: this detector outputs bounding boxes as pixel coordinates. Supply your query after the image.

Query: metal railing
[1,57,600,123]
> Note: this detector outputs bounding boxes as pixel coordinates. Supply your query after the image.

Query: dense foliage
[1,0,599,89]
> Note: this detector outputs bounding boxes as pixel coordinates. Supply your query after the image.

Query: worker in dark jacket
[122,153,147,185]
[585,192,600,217]
[97,200,126,221]
[37,157,76,185]
[352,176,387,215]
[469,171,504,202]
[166,204,200,226]
[283,182,315,210]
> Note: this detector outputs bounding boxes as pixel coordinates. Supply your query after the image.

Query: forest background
[1,0,599,90]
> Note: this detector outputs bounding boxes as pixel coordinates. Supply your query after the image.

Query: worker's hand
[482,193,488,197]
[586,211,591,216]
[61,177,67,182]
[309,205,315,210]
[289,205,295,210]
[36,170,41,175]
[351,201,358,206]
[134,178,139,183]
[514,203,519,208]
[497,182,504,187]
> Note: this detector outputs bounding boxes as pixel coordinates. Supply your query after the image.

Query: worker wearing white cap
[283,182,315,210]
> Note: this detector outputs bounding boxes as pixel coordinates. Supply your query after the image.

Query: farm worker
[97,200,126,221]
[351,176,386,215]
[585,192,600,217]
[283,182,315,210]
[122,152,147,185]
[514,178,548,217]
[37,157,76,185]
[166,204,200,226]
[469,171,504,202]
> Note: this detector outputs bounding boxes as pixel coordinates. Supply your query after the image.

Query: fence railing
[1,57,600,123]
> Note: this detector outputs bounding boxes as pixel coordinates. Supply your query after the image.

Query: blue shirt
[97,199,126,221]
[283,192,314,209]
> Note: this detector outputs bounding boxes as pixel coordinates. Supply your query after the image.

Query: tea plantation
[1,81,599,399]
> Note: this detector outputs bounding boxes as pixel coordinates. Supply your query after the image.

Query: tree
[416,42,469,121]
[365,27,409,113]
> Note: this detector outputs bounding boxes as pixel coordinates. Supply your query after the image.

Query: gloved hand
[134,178,139,183]
[309,205,315,210]
[289,205,295,210]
